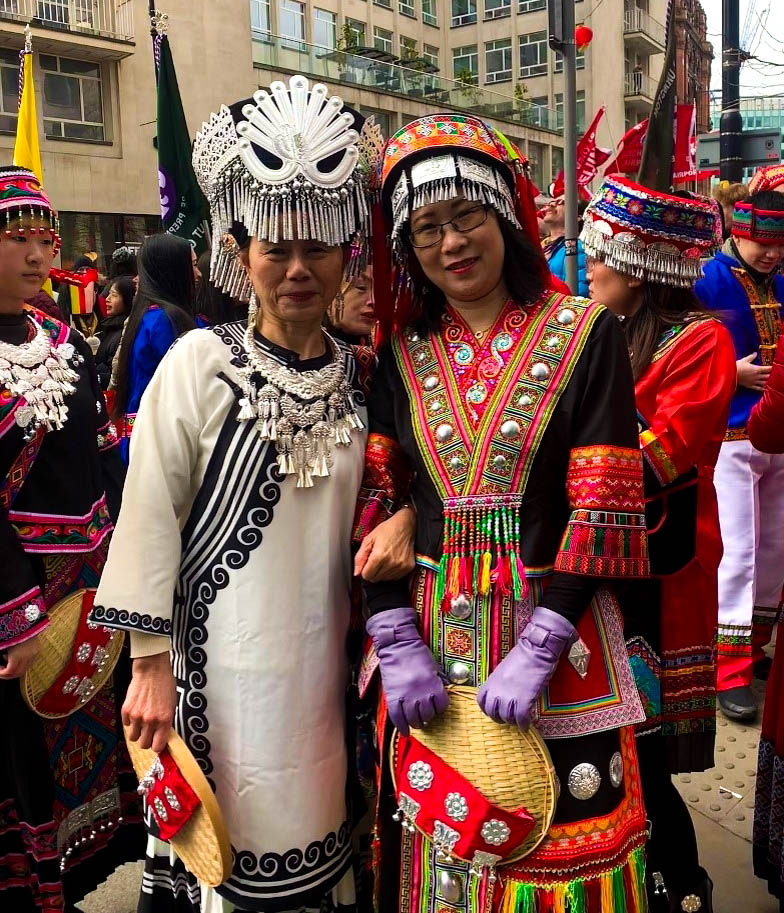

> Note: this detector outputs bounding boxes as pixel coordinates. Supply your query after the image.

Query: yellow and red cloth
[50,267,98,315]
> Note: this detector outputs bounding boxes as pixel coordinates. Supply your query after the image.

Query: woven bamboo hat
[125,727,232,887]
[22,589,124,719]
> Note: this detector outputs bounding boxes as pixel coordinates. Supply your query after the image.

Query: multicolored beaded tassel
[436,494,528,614]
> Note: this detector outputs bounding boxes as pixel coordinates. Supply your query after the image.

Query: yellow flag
[13,50,42,183]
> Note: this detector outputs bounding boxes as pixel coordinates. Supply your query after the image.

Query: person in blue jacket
[542,194,589,296]
[695,188,784,723]
[111,234,199,463]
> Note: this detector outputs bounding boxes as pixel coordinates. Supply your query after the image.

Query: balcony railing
[623,7,666,49]
[252,33,561,133]
[0,0,133,41]
[624,71,656,100]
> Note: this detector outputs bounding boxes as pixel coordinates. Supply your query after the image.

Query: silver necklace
[238,327,363,488]
[0,316,82,439]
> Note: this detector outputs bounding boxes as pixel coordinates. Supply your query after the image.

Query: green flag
[156,33,209,254]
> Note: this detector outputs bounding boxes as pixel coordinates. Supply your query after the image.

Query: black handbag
[645,467,699,576]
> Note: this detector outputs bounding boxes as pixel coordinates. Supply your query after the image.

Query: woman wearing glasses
[354,116,650,913]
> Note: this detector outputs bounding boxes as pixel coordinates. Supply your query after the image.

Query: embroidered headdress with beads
[374,114,547,338]
[0,166,60,251]
[580,176,717,288]
[748,163,784,195]
[731,199,784,245]
[192,75,381,301]
[381,114,525,265]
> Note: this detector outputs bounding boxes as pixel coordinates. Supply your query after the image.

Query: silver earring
[247,289,259,331]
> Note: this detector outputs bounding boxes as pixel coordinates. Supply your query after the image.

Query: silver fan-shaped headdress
[192,74,380,301]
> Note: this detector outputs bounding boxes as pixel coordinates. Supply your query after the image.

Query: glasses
[409,204,490,249]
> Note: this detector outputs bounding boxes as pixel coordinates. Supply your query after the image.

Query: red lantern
[575,25,593,51]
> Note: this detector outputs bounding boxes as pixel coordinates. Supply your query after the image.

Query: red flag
[551,107,612,200]
[673,103,697,184]
[604,119,649,176]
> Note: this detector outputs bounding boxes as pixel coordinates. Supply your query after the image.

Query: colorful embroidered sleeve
[639,321,737,485]
[353,347,413,542]
[555,311,648,578]
[0,508,47,648]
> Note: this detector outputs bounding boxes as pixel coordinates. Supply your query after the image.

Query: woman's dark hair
[409,214,546,335]
[194,250,247,325]
[109,246,138,279]
[111,234,196,420]
[623,282,708,381]
[748,189,784,212]
[108,276,135,316]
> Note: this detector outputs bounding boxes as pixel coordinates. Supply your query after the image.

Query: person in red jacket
[582,176,737,912]
[749,332,784,910]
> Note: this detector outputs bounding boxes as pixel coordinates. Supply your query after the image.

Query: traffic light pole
[720,0,743,182]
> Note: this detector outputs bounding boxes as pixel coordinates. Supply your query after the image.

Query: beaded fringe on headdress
[581,221,703,288]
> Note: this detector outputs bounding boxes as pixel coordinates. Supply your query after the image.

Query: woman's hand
[0,635,41,680]
[122,651,176,754]
[355,506,416,582]
[738,353,772,392]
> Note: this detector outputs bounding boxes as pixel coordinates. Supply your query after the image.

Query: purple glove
[477,606,577,730]
[367,607,449,736]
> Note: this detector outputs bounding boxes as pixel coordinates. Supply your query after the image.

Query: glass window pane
[39,54,58,71]
[43,119,63,137]
[81,78,102,124]
[313,8,336,48]
[1,66,17,115]
[0,48,19,66]
[279,0,304,45]
[58,57,99,76]
[63,122,104,141]
[251,0,270,32]
[43,72,82,121]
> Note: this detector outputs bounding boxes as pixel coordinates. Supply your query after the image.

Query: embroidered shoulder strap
[393,294,605,608]
[731,267,782,365]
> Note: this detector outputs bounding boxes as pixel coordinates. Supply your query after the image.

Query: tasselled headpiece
[0,166,60,252]
[192,75,381,301]
[580,176,717,287]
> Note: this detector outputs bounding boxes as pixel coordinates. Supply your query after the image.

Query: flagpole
[560,0,578,294]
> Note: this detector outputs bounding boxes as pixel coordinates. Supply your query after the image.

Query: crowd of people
[2,75,784,913]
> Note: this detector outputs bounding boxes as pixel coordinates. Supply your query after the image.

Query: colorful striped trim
[0,585,47,648]
[556,445,648,578]
[10,495,112,553]
[640,428,680,485]
[732,201,784,244]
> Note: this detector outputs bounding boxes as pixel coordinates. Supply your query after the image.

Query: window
[345,18,366,46]
[359,107,393,136]
[279,0,305,49]
[484,0,510,18]
[373,26,393,54]
[451,0,477,27]
[452,45,478,83]
[250,0,270,35]
[554,48,585,71]
[552,146,564,178]
[313,8,336,48]
[528,95,549,127]
[485,38,512,83]
[400,0,416,16]
[423,44,439,69]
[519,30,547,77]
[0,48,19,134]
[375,0,391,8]
[40,54,104,141]
[554,90,586,133]
[400,36,418,61]
[422,0,437,25]
[528,140,545,189]
[517,0,545,11]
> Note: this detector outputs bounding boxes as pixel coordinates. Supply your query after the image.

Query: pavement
[77,678,781,913]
